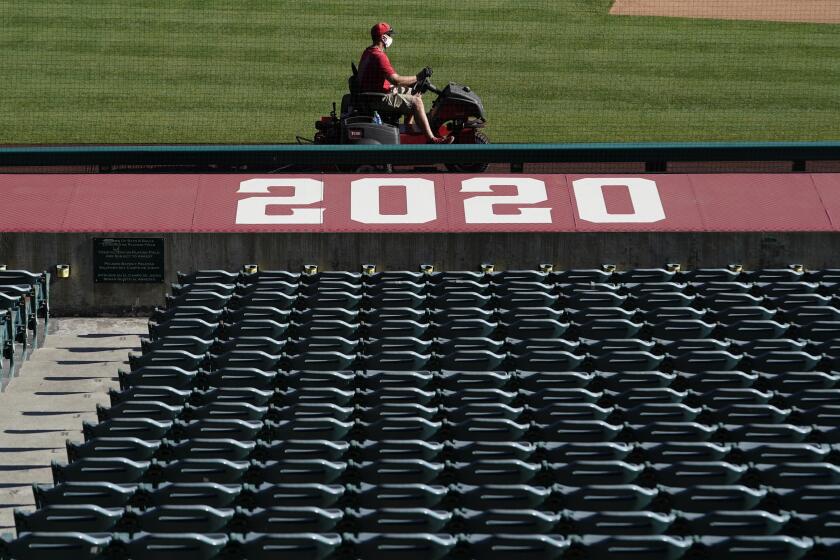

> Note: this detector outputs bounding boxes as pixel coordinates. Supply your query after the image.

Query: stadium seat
[799,321,840,341]
[12,266,840,558]
[564,510,673,535]
[703,292,765,311]
[666,484,767,512]
[31,481,136,509]
[348,533,455,560]
[0,532,113,560]
[129,504,234,533]
[671,350,742,373]
[148,318,219,341]
[514,351,584,372]
[119,532,228,560]
[554,269,614,284]
[138,482,242,508]
[643,306,707,322]
[575,535,691,560]
[172,282,236,297]
[141,335,215,355]
[228,291,296,310]
[505,318,569,339]
[593,351,664,372]
[351,483,447,509]
[161,438,256,461]
[694,535,813,560]
[436,337,503,354]
[295,308,359,324]
[509,338,580,354]
[223,305,290,323]
[150,306,224,323]
[566,291,627,309]
[68,437,161,461]
[568,306,636,322]
[618,268,677,284]
[202,368,277,390]
[714,306,776,324]
[456,484,549,510]
[650,319,716,341]
[229,532,340,560]
[639,441,729,463]
[439,350,506,372]
[723,320,790,341]
[81,412,172,441]
[682,268,742,283]
[352,507,451,533]
[597,371,675,391]
[634,291,696,310]
[51,457,150,484]
[517,371,594,391]
[578,319,643,340]
[14,504,122,533]
[757,282,819,298]
[129,349,207,371]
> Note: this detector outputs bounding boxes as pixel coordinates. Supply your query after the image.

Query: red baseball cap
[371,22,396,42]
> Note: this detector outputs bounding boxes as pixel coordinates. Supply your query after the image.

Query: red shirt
[358,46,395,93]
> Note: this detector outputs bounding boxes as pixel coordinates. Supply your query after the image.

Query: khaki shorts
[378,87,416,116]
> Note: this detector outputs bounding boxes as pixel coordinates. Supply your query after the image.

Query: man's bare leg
[404,113,422,134]
[412,95,439,140]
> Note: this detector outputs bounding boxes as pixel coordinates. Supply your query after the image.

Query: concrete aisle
[0,318,146,532]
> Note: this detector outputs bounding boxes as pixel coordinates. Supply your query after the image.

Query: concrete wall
[2,231,839,315]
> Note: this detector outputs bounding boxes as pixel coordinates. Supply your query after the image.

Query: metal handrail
[0,141,837,171]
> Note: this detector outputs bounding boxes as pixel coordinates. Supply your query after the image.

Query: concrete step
[4,376,116,394]
[0,486,34,531]
[0,318,143,536]
[0,391,112,409]
[0,448,66,466]
[0,465,53,487]
[13,361,125,375]
[0,431,82,448]
[0,486,35,507]
[0,412,98,430]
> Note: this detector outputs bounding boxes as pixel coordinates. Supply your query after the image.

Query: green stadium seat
[0,532,113,560]
[229,532,340,560]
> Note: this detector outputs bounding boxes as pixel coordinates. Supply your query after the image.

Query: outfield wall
[2,173,840,314]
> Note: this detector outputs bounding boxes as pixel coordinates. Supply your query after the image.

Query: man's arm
[387,73,417,88]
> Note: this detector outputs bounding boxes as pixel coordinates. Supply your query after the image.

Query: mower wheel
[445,131,490,173]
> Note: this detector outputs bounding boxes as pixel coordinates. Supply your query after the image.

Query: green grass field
[1,0,838,144]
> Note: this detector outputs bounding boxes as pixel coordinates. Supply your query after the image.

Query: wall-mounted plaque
[93,238,164,283]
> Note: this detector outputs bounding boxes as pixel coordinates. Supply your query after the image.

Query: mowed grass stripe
[0,0,838,143]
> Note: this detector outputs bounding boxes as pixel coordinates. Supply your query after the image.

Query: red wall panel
[1,173,838,233]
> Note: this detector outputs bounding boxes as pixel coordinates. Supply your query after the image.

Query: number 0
[573,178,665,223]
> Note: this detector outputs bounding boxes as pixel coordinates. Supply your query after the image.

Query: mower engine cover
[442,83,486,120]
[342,118,399,145]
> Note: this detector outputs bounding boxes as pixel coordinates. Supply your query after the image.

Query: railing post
[645,161,667,173]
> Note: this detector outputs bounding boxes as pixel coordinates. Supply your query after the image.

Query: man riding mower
[310,22,489,172]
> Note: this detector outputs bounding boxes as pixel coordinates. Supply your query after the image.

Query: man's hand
[415,67,432,81]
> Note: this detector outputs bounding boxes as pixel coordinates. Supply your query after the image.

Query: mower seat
[343,94,401,125]
[340,94,352,116]
[346,62,402,123]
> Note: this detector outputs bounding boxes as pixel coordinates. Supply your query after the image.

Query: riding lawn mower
[307,66,489,173]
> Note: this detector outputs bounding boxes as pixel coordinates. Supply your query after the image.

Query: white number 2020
[235,176,666,225]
